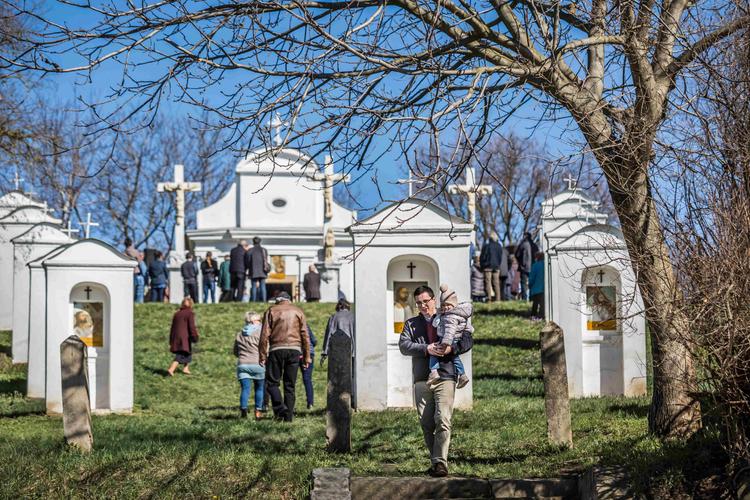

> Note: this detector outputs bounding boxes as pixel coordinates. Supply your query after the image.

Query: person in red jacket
[167,297,200,376]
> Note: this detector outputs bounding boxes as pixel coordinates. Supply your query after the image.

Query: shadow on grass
[0,377,26,394]
[474,372,542,382]
[473,337,539,350]
[0,406,46,418]
[141,365,172,377]
[475,307,533,319]
[0,343,11,357]
[607,400,649,418]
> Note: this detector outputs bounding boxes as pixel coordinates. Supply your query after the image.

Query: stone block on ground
[311,468,351,500]
[540,321,572,447]
[326,332,352,452]
[60,335,93,453]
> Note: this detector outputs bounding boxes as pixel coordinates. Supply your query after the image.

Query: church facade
[186,147,356,301]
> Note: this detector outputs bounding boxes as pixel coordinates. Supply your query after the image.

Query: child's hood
[446,302,473,319]
[242,324,260,336]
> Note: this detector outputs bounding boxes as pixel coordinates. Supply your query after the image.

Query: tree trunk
[604,158,702,438]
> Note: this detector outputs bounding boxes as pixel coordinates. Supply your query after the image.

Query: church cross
[312,155,350,220]
[12,169,23,191]
[564,173,578,191]
[84,286,93,300]
[268,112,289,147]
[448,166,493,246]
[62,220,79,238]
[80,212,99,238]
[158,164,201,259]
[397,169,420,197]
[597,269,606,283]
[407,262,416,279]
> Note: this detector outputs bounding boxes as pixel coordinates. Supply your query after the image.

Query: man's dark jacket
[229,244,246,274]
[480,240,508,276]
[245,244,269,279]
[399,314,473,382]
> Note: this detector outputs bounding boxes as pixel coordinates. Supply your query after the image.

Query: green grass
[0,301,715,498]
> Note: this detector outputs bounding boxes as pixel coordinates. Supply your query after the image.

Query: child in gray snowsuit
[427,284,473,389]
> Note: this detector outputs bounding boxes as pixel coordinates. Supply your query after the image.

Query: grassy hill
[0,301,707,498]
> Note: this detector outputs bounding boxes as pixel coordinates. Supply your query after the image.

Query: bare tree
[8,0,748,436]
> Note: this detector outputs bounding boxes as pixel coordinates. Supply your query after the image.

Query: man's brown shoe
[431,462,448,477]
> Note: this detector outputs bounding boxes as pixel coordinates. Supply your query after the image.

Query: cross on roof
[80,212,99,238]
[563,173,578,191]
[12,168,23,191]
[397,169,420,197]
[268,112,289,147]
[61,220,79,238]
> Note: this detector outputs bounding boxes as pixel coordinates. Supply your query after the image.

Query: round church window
[272,198,287,208]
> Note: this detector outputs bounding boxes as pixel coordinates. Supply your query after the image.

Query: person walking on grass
[247,236,270,303]
[230,240,248,302]
[399,285,473,477]
[258,292,311,422]
[528,252,545,320]
[234,311,266,420]
[168,297,200,376]
[303,264,321,302]
[300,325,317,409]
[219,254,232,302]
[201,251,219,303]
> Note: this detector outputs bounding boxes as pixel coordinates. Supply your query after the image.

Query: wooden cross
[407,262,416,279]
[563,173,578,191]
[80,212,99,238]
[312,155,350,220]
[597,269,606,283]
[84,286,93,300]
[61,220,79,238]
[157,164,201,258]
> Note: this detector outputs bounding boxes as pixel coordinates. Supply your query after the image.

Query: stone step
[350,476,578,499]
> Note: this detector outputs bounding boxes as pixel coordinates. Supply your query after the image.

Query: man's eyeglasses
[415,298,434,307]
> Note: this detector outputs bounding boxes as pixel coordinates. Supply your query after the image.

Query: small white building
[11,223,75,363]
[541,186,647,397]
[348,199,474,410]
[0,190,46,218]
[186,148,356,301]
[0,204,59,330]
[26,240,136,414]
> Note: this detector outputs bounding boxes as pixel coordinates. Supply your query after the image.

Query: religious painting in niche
[586,286,617,331]
[268,255,286,280]
[73,302,104,347]
[393,281,426,333]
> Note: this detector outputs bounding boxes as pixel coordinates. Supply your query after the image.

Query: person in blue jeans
[201,251,219,303]
[134,252,149,303]
[427,284,473,390]
[234,311,266,419]
[148,251,169,302]
[300,325,317,409]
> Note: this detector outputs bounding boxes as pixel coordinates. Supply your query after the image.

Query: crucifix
[597,269,606,283]
[448,166,493,244]
[61,219,80,238]
[312,155,350,220]
[407,262,416,279]
[80,212,99,238]
[563,173,578,191]
[84,286,93,300]
[157,164,202,259]
[267,112,289,147]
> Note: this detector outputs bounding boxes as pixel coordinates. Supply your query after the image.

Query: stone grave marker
[60,335,93,453]
[540,321,573,447]
[326,332,352,453]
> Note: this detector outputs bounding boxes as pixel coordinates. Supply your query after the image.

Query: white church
[186,147,356,301]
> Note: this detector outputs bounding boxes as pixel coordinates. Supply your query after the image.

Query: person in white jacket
[426,284,473,390]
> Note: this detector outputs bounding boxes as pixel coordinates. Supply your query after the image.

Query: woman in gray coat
[234,311,266,419]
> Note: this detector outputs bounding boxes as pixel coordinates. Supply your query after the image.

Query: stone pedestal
[540,321,573,447]
[326,332,352,452]
[60,336,93,453]
[316,262,341,302]
[168,255,184,304]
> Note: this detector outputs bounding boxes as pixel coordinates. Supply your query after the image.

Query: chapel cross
[62,219,80,238]
[12,169,23,191]
[597,269,606,283]
[268,112,289,147]
[84,286,93,300]
[564,173,578,191]
[448,166,493,244]
[80,212,99,238]
[397,169,420,197]
[157,164,202,258]
[312,155,350,220]
[407,262,416,279]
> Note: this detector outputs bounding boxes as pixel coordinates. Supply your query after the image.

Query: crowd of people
[166,293,354,422]
[469,231,545,319]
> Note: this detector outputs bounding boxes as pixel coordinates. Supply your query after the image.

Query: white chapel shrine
[541,183,647,398]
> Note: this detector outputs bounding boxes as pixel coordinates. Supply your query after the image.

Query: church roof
[0,190,45,209]
[11,222,75,245]
[0,205,60,225]
[38,239,136,269]
[348,198,472,234]
[541,188,603,220]
[236,147,319,177]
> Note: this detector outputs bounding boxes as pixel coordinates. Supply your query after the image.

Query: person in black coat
[200,251,219,303]
[230,240,248,302]
[246,236,269,303]
[303,265,321,302]
[479,232,508,302]
[148,251,170,303]
[181,253,199,303]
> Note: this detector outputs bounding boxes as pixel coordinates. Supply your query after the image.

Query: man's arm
[258,309,271,365]
[299,313,311,365]
[399,320,427,357]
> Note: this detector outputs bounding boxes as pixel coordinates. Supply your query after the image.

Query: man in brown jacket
[259,292,311,422]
